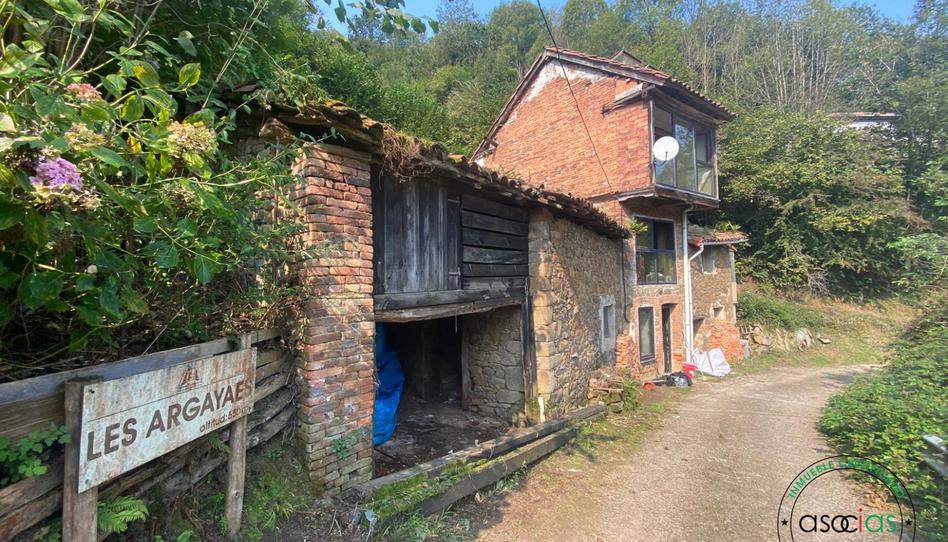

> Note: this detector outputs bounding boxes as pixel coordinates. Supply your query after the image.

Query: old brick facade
[690,244,744,361]
[476,48,735,380]
[289,143,376,492]
[479,60,651,199]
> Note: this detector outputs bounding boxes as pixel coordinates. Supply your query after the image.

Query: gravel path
[467,364,896,542]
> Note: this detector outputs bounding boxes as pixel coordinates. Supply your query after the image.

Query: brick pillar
[291,143,375,492]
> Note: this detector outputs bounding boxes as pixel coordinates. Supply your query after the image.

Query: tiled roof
[546,47,736,118]
[688,225,747,245]
[266,100,629,239]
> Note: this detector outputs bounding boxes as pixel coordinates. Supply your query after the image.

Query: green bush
[820,299,948,537]
[0,423,69,486]
[719,109,919,294]
[736,291,825,330]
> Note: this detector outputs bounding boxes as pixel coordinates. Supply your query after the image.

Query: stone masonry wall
[529,208,624,414]
[480,61,651,199]
[691,245,743,361]
[461,306,524,422]
[286,143,376,493]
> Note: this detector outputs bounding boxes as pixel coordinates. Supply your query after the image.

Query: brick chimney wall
[480,61,652,199]
[288,143,376,492]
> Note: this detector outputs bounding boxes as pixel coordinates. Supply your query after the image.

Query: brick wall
[529,208,625,414]
[285,143,376,492]
[691,245,743,361]
[615,200,687,380]
[460,306,524,422]
[480,61,651,199]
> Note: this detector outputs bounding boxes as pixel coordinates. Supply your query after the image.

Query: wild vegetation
[0,0,433,378]
[820,296,948,538]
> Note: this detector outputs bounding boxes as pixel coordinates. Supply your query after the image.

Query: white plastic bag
[692,347,731,377]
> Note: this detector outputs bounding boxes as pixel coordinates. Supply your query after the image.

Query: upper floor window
[652,104,716,197]
[636,218,676,284]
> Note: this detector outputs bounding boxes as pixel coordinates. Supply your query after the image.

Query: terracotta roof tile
[543,47,736,118]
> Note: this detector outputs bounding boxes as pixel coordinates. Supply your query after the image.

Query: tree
[719,109,917,293]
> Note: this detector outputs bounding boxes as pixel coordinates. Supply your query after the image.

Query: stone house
[472,47,736,378]
[688,225,747,362]
[244,101,629,491]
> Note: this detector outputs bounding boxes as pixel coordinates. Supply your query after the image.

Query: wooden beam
[374,296,524,322]
[461,277,526,291]
[353,404,605,499]
[461,210,529,236]
[462,246,528,265]
[462,263,528,277]
[374,288,519,311]
[225,337,253,538]
[416,423,591,516]
[462,228,528,250]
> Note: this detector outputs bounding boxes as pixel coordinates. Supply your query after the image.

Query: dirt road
[463,364,893,542]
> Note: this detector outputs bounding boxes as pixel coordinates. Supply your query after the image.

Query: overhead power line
[534,0,615,194]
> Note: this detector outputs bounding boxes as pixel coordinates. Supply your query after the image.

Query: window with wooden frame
[652,103,716,197]
[638,307,655,363]
[636,218,677,284]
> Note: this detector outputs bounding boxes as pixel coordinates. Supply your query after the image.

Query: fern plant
[97,495,149,534]
[36,496,150,542]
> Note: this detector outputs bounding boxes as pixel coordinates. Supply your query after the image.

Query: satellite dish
[653,136,679,161]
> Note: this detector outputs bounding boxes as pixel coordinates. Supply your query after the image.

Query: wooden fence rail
[0,329,296,541]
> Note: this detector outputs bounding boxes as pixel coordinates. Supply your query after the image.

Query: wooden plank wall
[460,194,529,292]
[0,332,296,541]
[377,176,460,294]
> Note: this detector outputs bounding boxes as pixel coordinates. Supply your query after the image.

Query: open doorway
[373,306,523,477]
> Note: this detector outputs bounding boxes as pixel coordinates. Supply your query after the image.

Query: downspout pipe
[682,206,695,365]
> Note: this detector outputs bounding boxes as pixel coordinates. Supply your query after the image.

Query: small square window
[600,296,616,352]
[701,251,716,273]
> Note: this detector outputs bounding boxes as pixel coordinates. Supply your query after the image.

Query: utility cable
[534,0,615,193]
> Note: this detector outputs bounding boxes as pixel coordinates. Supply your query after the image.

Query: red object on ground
[642,382,656,391]
[682,363,697,380]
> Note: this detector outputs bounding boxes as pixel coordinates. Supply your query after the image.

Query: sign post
[225,335,252,537]
[61,349,256,540]
[63,379,99,542]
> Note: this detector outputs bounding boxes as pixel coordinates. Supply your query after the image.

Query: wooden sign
[75,349,256,492]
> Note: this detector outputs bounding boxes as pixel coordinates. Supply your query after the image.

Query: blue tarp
[373,323,404,446]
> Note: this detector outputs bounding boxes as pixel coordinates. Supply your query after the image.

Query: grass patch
[820,296,948,539]
[731,291,915,376]
[368,460,482,521]
[163,433,317,541]
[737,290,828,330]
[381,511,470,542]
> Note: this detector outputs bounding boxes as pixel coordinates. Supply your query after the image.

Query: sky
[324,0,917,34]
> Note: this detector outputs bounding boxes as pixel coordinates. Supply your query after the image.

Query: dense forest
[0,0,944,373]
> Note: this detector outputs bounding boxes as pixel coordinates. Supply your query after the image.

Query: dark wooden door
[376,176,460,294]
[662,304,673,373]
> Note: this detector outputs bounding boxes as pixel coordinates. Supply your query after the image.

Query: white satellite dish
[652,136,679,161]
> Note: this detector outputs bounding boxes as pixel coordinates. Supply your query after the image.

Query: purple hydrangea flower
[29,157,83,191]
